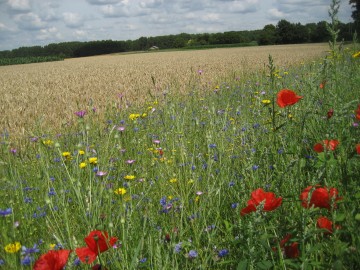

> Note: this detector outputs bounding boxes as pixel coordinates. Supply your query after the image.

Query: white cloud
[36,27,62,41]
[14,12,46,30]
[63,12,84,28]
[268,8,285,20]
[87,0,123,5]
[7,0,30,12]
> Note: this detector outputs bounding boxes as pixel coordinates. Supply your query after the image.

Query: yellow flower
[62,152,71,159]
[49,243,56,250]
[124,175,135,180]
[195,196,200,203]
[262,99,271,104]
[167,195,173,200]
[42,139,53,146]
[88,157,97,165]
[114,188,127,195]
[187,179,194,184]
[141,113,147,118]
[169,178,177,183]
[78,150,85,155]
[79,162,87,168]
[352,51,360,58]
[4,242,21,253]
[129,113,140,121]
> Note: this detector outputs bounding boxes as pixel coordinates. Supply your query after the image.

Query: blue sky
[0,0,354,51]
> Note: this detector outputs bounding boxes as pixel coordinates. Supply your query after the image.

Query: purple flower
[174,242,182,253]
[218,249,229,257]
[188,250,198,258]
[0,208,12,216]
[21,244,40,255]
[117,126,125,132]
[96,171,107,177]
[126,159,135,164]
[75,110,86,118]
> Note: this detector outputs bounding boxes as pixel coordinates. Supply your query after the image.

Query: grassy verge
[0,42,359,269]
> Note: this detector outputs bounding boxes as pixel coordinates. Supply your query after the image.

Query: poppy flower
[356,104,360,120]
[356,144,360,155]
[276,89,303,108]
[317,216,333,234]
[240,188,282,216]
[300,186,342,210]
[33,249,71,270]
[313,139,339,153]
[75,230,117,264]
[327,109,334,119]
[319,80,326,89]
[273,234,300,258]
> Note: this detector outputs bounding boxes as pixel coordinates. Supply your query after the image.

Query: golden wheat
[0,43,329,138]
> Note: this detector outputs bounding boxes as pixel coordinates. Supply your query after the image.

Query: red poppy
[274,234,300,258]
[313,143,324,153]
[33,249,71,270]
[313,139,339,153]
[355,104,360,120]
[327,109,334,119]
[317,216,333,234]
[240,188,282,216]
[276,89,303,108]
[356,144,360,155]
[319,80,326,89]
[76,230,118,264]
[300,186,342,210]
[324,140,339,151]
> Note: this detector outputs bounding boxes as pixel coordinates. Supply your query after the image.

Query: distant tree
[258,24,277,45]
[276,19,295,44]
[349,0,360,33]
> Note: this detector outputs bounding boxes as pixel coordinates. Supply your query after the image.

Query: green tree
[349,0,360,33]
[258,24,277,45]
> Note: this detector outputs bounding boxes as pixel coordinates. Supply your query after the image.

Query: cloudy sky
[0,0,354,51]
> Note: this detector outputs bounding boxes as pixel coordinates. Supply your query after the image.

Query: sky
[0,0,354,51]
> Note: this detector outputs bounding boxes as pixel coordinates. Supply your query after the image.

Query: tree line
[0,19,356,60]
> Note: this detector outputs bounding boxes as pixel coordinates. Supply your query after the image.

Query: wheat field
[0,43,329,138]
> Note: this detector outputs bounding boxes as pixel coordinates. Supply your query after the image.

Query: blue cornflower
[0,208,12,216]
[139,258,147,263]
[174,242,182,253]
[252,165,259,170]
[188,250,198,259]
[231,203,238,209]
[21,256,32,266]
[209,144,217,149]
[277,148,284,154]
[160,197,167,206]
[24,197,32,203]
[229,181,235,187]
[73,257,81,266]
[218,249,229,257]
[21,244,40,255]
[48,188,56,196]
[0,259,4,265]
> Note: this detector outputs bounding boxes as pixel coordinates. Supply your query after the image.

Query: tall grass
[0,42,359,269]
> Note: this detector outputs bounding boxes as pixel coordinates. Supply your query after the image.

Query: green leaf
[256,261,273,270]
[355,213,360,221]
[335,213,346,222]
[236,260,248,270]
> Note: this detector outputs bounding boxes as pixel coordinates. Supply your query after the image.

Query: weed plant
[0,29,360,270]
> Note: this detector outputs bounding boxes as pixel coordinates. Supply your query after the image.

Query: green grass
[0,43,359,269]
